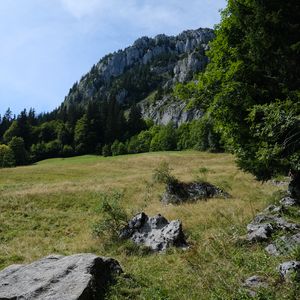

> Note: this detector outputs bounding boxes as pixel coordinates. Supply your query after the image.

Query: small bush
[102,144,112,157]
[93,191,128,240]
[152,161,177,184]
[0,144,15,168]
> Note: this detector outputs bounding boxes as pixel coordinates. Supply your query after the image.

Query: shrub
[92,191,128,240]
[117,142,127,155]
[102,144,112,157]
[8,137,28,165]
[111,140,119,156]
[150,122,177,152]
[0,144,15,168]
[152,161,177,185]
[60,145,74,157]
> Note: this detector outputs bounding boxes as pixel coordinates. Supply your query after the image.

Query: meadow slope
[0,151,298,299]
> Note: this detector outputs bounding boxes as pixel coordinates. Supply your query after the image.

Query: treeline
[0,99,145,167]
[102,117,222,157]
[0,99,222,167]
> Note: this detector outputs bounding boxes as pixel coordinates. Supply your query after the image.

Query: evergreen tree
[8,137,27,165]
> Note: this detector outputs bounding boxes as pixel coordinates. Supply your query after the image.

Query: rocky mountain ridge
[63,28,214,124]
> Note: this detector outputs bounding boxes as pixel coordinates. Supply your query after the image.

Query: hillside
[2,151,299,299]
[62,28,214,125]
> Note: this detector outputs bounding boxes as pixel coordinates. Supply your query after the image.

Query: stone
[247,223,274,242]
[263,205,282,214]
[161,180,229,205]
[265,243,280,256]
[278,261,300,281]
[265,233,300,256]
[280,197,298,207]
[248,214,299,235]
[0,253,122,300]
[243,276,268,297]
[120,212,188,252]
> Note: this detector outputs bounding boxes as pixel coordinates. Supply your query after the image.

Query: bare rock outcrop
[161,180,229,205]
[119,212,187,252]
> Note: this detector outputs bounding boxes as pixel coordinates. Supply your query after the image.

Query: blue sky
[0,0,226,116]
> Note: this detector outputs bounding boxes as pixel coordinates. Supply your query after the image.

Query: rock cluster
[119,212,188,252]
[243,193,300,294]
[161,180,229,205]
[0,253,122,300]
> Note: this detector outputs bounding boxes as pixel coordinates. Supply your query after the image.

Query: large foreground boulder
[0,253,122,300]
[120,212,188,252]
[161,180,228,204]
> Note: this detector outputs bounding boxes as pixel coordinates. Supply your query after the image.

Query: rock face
[119,212,187,252]
[140,96,203,126]
[63,28,214,125]
[161,180,229,205]
[0,254,122,300]
[278,261,300,281]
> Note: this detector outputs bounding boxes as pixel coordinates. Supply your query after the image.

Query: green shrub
[8,137,28,165]
[152,161,177,184]
[93,191,128,240]
[102,144,111,157]
[60,145,74,157]
[0,144,15,168]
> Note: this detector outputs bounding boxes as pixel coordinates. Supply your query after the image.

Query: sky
[0,0,227,116]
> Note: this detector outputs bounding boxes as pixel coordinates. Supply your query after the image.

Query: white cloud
[59,0,225,33]
[60,0,108,18]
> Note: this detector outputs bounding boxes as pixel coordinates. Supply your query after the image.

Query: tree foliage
[186,0,300,180]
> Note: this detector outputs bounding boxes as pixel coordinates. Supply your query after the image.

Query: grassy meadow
[0,151,298,299]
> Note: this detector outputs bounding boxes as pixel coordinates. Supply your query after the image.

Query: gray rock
[0,253,122,300]
[249,214,298,233]
[247,223,274,242]
[120,213,187,252]
[263,204,282,214]
[140,95,203,126]
[265,233,300,256]
[161,180,228,205]
[280,197,298,207]
[265,243,280,256]
[243,276,268,297]
[278,261,300,280]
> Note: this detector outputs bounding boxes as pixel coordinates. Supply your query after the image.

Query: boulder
[278,261,300,281]
[280,196,298,207]
[247,214,299,243]
[247,223,274,242]
[161,180,228,205]
[242,275,268,297]
[265,233,300,256]
[120,212,188,252]
[263,204,282,214]
[0,253,122,300]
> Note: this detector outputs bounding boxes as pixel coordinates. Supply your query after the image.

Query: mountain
[62,28,214,125]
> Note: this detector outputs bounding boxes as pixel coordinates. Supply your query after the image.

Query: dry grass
[0,151,295,299]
